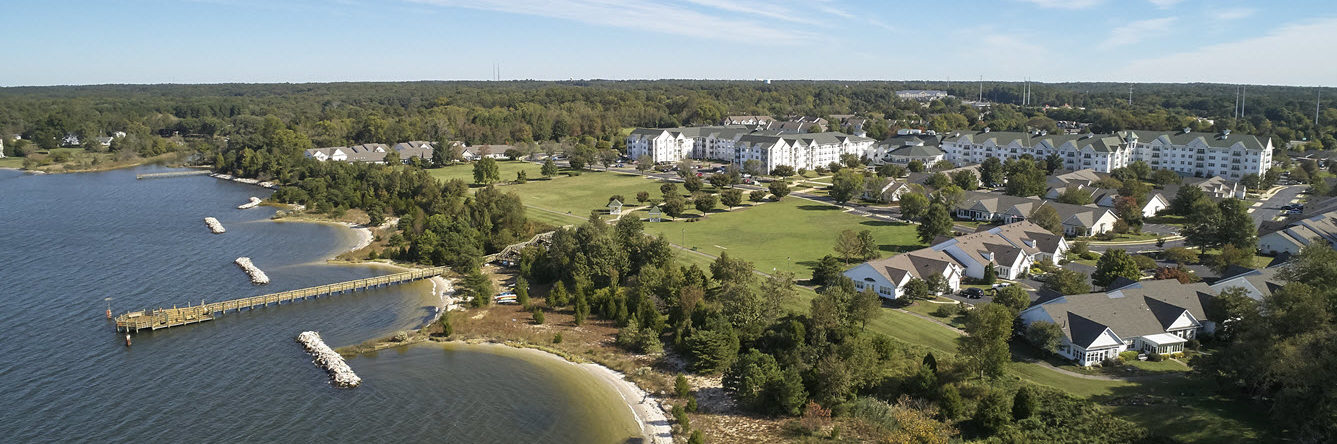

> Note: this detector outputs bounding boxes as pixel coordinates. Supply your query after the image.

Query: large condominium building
[626,126,874,172]
[1120,129,1272,179]
[940,128,1273,178]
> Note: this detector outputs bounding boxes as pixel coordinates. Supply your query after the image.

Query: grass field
[0,157,23,168]
[642,198,923,276]
[427,160,542,184]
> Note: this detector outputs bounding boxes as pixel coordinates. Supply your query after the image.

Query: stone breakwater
[296,331,362,388]
[237,197,263,209]
[203,217,225,234]
[234,257,270,285]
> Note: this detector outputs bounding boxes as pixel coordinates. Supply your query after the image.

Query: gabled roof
[1033,279,1215,347]
[1122,129,1271,151]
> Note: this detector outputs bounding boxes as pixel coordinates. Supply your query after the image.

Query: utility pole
[1234,86,1240,118]
[978,75,983,102]
[1317,88,1322,126]
[1128,85,1133,106]
[1241,85,1246,119]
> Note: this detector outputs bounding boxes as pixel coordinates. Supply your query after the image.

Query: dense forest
[2,81,1335,160]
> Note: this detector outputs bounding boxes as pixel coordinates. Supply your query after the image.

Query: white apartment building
[626,126,874,172]
[1120,129,1272,179]
[941,128,1272,178]
[941,129,1131,172]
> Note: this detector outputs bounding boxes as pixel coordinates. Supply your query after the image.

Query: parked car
[960,288,984,299]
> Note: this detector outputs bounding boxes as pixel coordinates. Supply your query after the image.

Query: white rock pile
[296,331,362,388]
[234,257,270,285]
[237,197,262,209]
[203,217,226,234]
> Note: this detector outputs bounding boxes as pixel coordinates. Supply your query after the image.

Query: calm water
[0,167,639,443]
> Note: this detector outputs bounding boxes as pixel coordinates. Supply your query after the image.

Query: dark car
[960,288,984,299]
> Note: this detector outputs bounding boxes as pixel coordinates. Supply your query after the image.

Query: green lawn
[904,301,968,329]
[427,160,542,184]
[642,198,923,276]
[0,157,23,168]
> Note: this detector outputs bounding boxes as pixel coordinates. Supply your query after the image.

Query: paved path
[1250,185,1305,226]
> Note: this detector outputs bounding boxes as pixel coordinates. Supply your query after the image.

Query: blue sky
[2,0,1333,86]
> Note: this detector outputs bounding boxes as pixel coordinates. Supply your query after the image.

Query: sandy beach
[461,343,672,444]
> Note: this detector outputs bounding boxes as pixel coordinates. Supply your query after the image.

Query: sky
[2,0,1334,86]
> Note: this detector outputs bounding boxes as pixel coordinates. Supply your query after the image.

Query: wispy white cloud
[1212,7,1256,21]
[1116,17,1337,85]
[406,0,820,45]
[679,0,824,27]
[1101,17,1177,48]
[1147,0,1182,9]
[1016,0,1105,10]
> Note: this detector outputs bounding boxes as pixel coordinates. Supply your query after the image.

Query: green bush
[552,332,563,344]
[1119,351,1139,362]
[1147,352,1163,362]
[932,304,958,318]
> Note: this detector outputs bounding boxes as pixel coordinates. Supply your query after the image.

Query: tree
[1025,321,1063,354]
[572,287,589,325]
[743,159,764,176]
[683,174,704,193]
[908,159,926,172]
[1012,386,1038,420]
[811,255,844,286]
[979,156,1003,186]
[981,263,997,285]
[437,312,454,337]
[856,230,879,261]
[1170,185,1207,215]
[830,169,864,204]
[541,157,559,178]
[951,170,979,190]
[974,389,1013,433]
[899,192,929,221]
[960,304,1013,378]
[431,142,451,167]
[382,149,400,165]
[693,192,717,214]
[636,191,650,204]
[548,281,570,306]
[662,197,687,219]
[1046,269,1091,295]
[876,163,907,179]
[708,172,732,189]
[464,271,495,308]
[1028,205,1063,235]
[515,276,530,306]
[767,180,790,200]
[1213,243,1254,273]
[660,182,679,200]
[473,157,501,184]
[1154,266,1197,283]
[992,286,1029,314]
[917,203,953,244]
[1057,187,1094,205]
[1113,196,1144,232]
[924,172,951,189]
[749,190,767,202]
[770,165,795,177]
[1044,152,1064,174]
[925,273,951,296]
[1217,199,1258,251]
[635,155,653,172]
[1092,249,1142,288]
[720,189,743,208]
[834,229,862,264]
[724,349,806,416]
[903,278,930,300]
[1003,159,1046,197]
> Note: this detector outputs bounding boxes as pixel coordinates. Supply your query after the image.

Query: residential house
[843,221,1064,300]
[954,191,1119,236]
[96,137,114,147]
[1047,169,1104,189]
[722,115,775,126]
[1019,279,1217,366]
[62,134,81,147]
[874,134,945,165]
[461,145,511,161]
[1210,266,1285,301]
[391,141,435,161]
[844,249,965,300]
[862,179,913,203]
[304,144,389,163]
[0,138,5,158]
[305,147,348,162]
[1044,185,1168,218]
[1257,210,1337,255]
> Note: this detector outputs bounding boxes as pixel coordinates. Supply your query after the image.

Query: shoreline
[360,340,672,444]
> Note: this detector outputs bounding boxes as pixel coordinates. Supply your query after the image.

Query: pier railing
[114,266,449,333]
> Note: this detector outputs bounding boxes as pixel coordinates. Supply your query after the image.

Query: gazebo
[607,199,623,216]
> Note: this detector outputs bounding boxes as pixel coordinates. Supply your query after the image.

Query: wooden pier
[113,266,449,333]
[136,170,212,180]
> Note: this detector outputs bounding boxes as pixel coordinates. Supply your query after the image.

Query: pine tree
[549,282,570,306]
[573,289,589,325]
[541,157,559,178]
[515,276,530,307]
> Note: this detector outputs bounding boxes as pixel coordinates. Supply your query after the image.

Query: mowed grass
[499,170,667,218]
[643,198,923,276]
[427,160,542,184]
[0,157,23,168]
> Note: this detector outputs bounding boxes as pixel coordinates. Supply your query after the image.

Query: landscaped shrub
[1119,351,1139,362]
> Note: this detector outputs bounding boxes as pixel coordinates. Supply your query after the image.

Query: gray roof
[392,141,434,159]
[1120,130,1271,151]
[1035,279,1215,347]
[958,191,1112,228]
[947,131,1127,153]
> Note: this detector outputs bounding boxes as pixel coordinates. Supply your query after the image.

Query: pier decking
[114,266,448,333]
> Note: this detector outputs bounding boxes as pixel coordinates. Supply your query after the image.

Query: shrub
[688,430,704,444]
[531,307,545,324]
[1119,351,1139,362]
[686,397,698,413]
[932,304,959,318]
[675,374,691,398]
[1080,251,1099,260]
[552,332,563,344]
[1147,352,1163,362]
[1132,255,1158,270]
[672,404,690,427]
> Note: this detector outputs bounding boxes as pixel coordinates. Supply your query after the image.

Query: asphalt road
[1249,185,1306,226]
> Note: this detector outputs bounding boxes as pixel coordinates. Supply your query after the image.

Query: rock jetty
[234,257,270,285]
[296,331,361,388]
[237,197,262,209]
[203,217,226,234]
